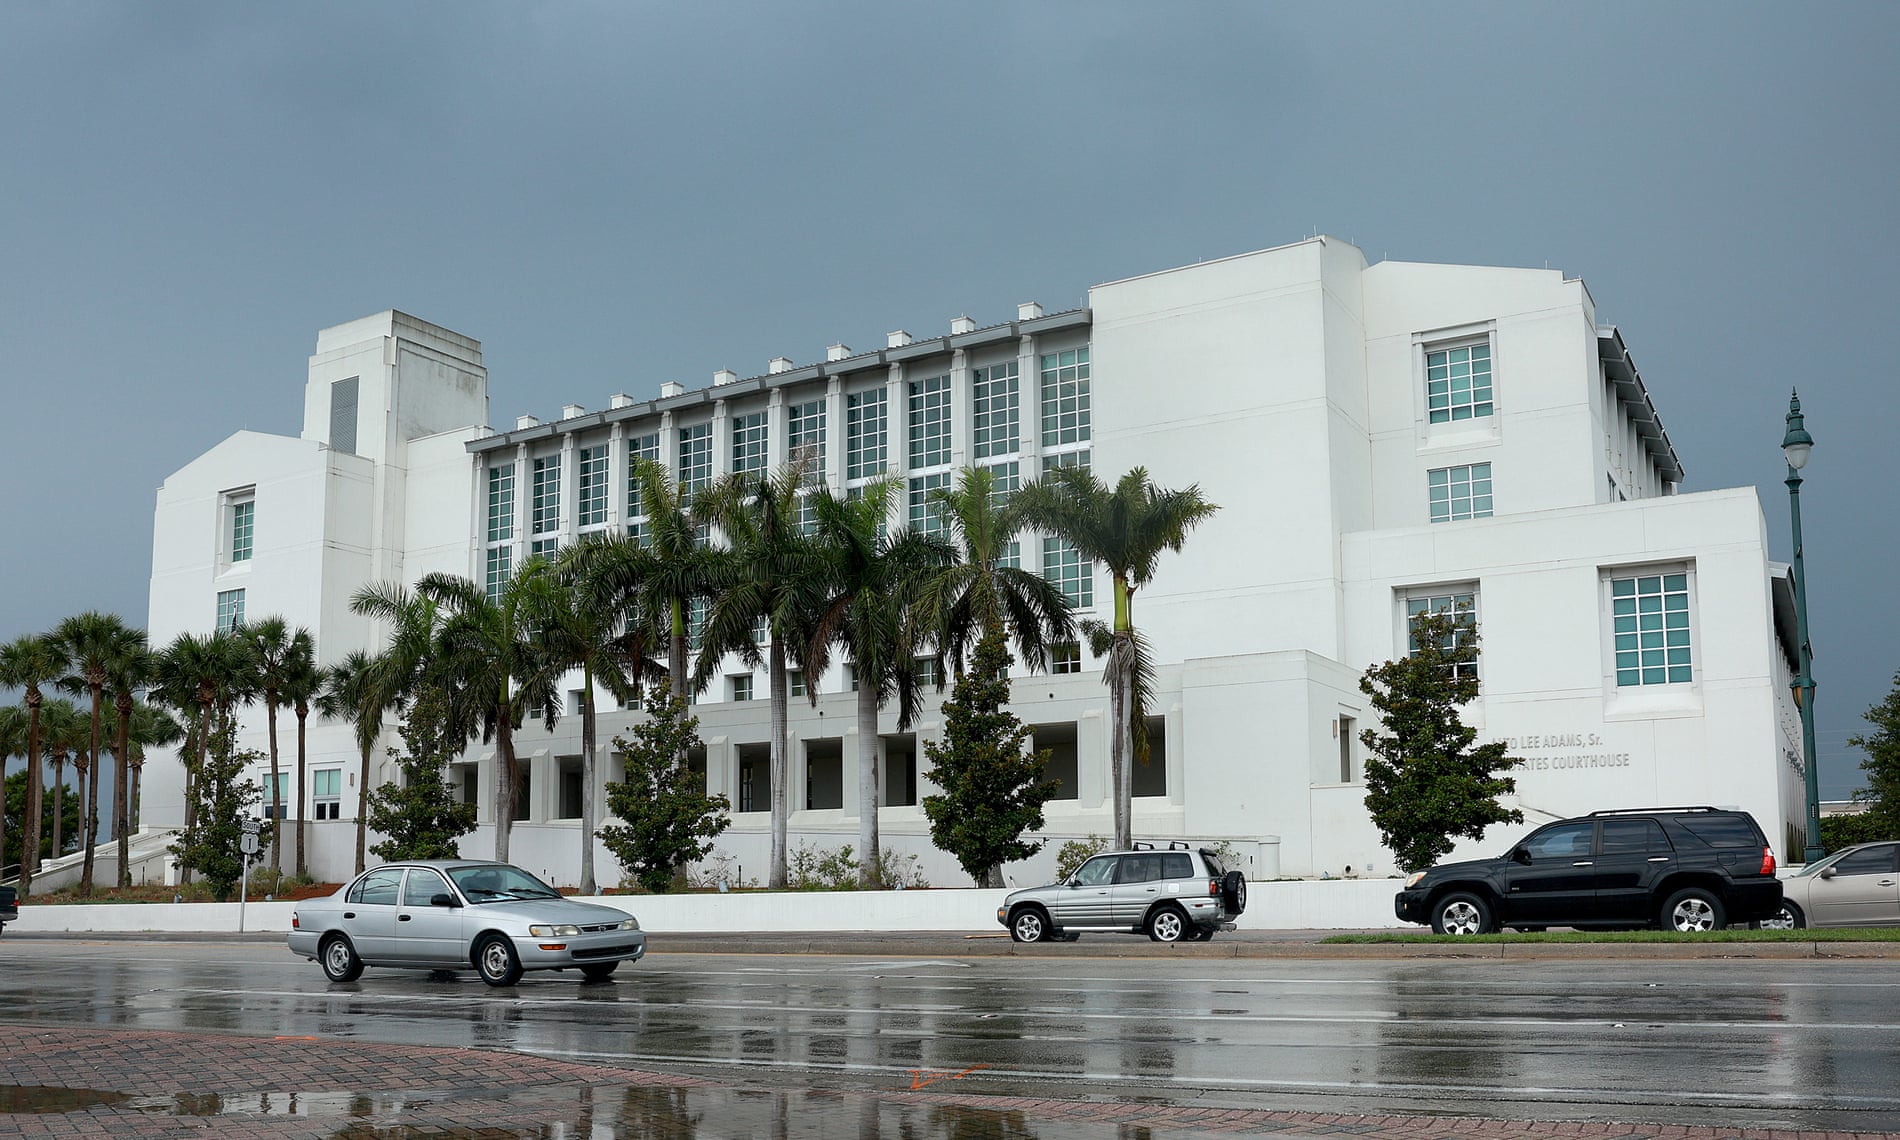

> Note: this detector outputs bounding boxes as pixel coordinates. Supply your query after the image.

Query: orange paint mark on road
[907,1063,991,1090]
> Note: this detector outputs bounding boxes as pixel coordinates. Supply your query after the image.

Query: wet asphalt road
[3,936,1900,1133]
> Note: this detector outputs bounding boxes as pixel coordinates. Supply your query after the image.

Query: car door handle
[398,914,412,922]
[1572,861,1594,867]
[1881,879,1896,886]
[343,911,356,920]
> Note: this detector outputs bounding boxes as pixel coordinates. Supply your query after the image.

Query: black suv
[0,884,16,936]
[1394,807,1783,934]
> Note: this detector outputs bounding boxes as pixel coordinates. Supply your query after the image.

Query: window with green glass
[1426,341,1494,424]
[577,445,609,528]
[531,455,561,535]
[846,388,887,481]
[230,499,254,562]
[973,362,1020,459]
[1405,590,1479,679]
[1612,571,1692,686]
[732,410,768,475]
[1040,347,1090,449]
[678,423,712,498]
[1428,463,1493,523]
[487,464,515,542]
[625,432,659,526]
[908,375,951,470]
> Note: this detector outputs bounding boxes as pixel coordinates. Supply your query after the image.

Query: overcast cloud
[2,2,1894,799]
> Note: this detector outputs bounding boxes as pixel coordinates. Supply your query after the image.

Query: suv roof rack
[1586,806,1720,817]
[1131,840,1196,851]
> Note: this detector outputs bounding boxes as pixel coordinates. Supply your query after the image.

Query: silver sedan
[288,860,646,986]
[1758,841,1900,929]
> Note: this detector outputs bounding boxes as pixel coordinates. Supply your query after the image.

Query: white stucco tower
[143,312,489,834]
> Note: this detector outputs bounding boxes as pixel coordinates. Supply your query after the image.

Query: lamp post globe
[1782,390,1823,864]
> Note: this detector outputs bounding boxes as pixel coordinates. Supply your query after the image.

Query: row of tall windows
[1399,568,1695,690]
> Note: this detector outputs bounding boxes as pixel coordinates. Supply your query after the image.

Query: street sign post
[238,818,263,933]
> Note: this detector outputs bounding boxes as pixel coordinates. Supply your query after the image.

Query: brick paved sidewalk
[2,1024,1895,1139]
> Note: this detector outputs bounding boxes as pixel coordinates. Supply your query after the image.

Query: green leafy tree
[599,690,732,893]
[5,765,82,876]
[366,686,477,862]
[1844,668,1900,843]
[1359,608,1523,872]
[1015,465,1218,850]
[922,629,1060,887]
[169,714,267,902]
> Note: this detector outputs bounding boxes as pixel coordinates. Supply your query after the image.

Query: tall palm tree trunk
[768,638,789,889]
[1108,642,1134,850]
[74,752,90,886]
[355,738,372,876]
[50,756,65,860]
[856,680,882,887]
[80,688,104,895]
[114,696,133,888]
[294,704,309,879]
[494,710,518,864]
[20,702,43,898]
[578,668,598,895]
[265,698,283,872]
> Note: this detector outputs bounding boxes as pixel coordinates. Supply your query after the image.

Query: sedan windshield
[448,864,563,901]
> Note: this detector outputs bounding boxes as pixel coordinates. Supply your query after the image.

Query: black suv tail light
[1760,847,1776,875]
[1208,878,1220,897]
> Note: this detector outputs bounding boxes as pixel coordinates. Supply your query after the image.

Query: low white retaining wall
[13,877,1405,935]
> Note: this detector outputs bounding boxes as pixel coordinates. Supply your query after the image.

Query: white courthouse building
[144,236,1811,887]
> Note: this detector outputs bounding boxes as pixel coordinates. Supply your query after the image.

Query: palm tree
[804,475,956,885]
[631,457,718,699]
[246,618,314,873]
[692,461,833,889]
[280,635,321,879]
[104,636,156,887]
[53,612,146,895]
[1015,465,1219,849]
[920,465,1076,675]
[153,630,258,862]
[0,634,70,898]
[317,649,397,876]
[38,698,83,863]
[367,568,560,865]
[548,536,662,894]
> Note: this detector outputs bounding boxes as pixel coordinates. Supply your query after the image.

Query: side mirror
[1819,866,1837,880]
[431,893,460,908]
[1511,846,1531,865]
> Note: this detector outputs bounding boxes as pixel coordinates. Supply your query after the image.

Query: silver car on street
[997,842,1247,944]
[288,860,646,986]
[1759,841,1900,929]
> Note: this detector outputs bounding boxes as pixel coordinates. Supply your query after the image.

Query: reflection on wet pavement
[0,1081,1218,1138]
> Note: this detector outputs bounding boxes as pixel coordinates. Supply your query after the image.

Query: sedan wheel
[1755,902,1804,931]
[1009,908,1048,944]
[320,935,363,982]
[476,934,524,987]
[1147,906,1187,943]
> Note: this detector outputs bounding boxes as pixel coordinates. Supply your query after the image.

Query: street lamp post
[1781,390,1823,864]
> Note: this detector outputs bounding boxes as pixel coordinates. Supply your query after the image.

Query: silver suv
[997,842,1247,944]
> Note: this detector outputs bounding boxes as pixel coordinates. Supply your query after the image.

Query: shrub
[1055,835,1111,881]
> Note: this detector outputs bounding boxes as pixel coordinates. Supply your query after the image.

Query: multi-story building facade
[144,237,1810,888]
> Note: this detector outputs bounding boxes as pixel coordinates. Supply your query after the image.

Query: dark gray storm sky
[2,3,1894,799]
